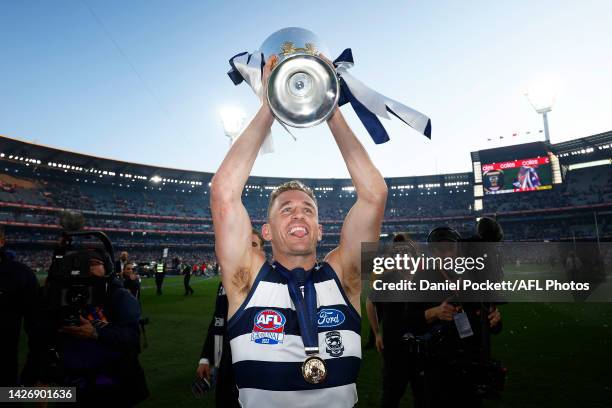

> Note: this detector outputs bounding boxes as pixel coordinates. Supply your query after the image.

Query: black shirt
[0,248,39,386]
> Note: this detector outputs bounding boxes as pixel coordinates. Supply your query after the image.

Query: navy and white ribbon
[273,262,319,354]
[227,51,277,154]
[227,48,431,146]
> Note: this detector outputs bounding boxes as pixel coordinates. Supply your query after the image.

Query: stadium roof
[550,130,612,163]
[0,134,203,183]
[0,134,472,186]
[3,130,611,185]
[471,130,612,164]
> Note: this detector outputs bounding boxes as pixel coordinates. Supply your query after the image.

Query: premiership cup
[259,27,339,128]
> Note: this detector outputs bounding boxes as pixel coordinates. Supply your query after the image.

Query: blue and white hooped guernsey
[227,261,361,407]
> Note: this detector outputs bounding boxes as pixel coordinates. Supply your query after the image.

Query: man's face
[263,190,322,257]
[251,233,264,254]
[431,242,458,258]
[120,251,128,262]
[123,263,134,276]
[89,258,106,278]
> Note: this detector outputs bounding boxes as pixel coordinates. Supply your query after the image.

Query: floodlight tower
[525,80,558,143]
[527,98,552,142]
[219,107,246,148]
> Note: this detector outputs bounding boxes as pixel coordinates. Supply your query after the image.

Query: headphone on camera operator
[47,231,117,327]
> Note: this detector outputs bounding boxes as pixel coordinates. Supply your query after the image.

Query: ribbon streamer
[273,263,319,352]
[227,48,431,147]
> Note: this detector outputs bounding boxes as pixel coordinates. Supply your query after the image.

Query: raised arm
[365,298,384,353]
[325,108,388,306]
[211,57,276,313]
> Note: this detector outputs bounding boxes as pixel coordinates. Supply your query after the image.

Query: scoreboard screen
[482,157,553,195]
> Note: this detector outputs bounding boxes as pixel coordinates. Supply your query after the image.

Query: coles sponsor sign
[482,157,549,172]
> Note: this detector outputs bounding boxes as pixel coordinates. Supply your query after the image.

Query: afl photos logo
[251,309,286,345]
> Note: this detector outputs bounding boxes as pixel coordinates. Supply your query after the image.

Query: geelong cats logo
[325,331,344,357]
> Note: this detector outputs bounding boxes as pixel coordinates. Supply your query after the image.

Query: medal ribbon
[274,262,319,355]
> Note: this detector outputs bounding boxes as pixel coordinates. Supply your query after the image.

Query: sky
[1,0,611,179]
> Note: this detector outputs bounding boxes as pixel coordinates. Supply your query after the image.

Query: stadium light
[219,106,246,147]
[525,76,560,142]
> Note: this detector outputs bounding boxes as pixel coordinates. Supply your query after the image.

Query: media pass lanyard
[273,262,327,384]
[438,267,474,339]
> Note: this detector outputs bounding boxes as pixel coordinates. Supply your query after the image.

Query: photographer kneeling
[24,232,149,406]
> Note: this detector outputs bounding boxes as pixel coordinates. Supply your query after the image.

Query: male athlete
[211,55,387,407]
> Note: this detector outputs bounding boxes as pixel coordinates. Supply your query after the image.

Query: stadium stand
[1,131,611,272]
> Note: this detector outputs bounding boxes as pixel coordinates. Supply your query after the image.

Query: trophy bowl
[260,27,339,128]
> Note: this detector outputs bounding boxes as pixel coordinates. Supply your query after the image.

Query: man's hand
[59,316,97,339]
[488,306,501,327]
[476,306,502,327]
[261,54,278,107]
[196,362,211,381]
[375,333,384,354]
[435,301,457,321]
[425,301,456,323]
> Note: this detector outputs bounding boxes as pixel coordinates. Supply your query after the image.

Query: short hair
[393,232,411,243]
[427,226,461,243]
[477,217,504,242]
[251,228,264,248]
[267,180,318,217]
[393,232,417,256]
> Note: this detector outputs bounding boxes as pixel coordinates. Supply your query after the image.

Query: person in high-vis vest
[210,55,387,408]
[155,259,165,295]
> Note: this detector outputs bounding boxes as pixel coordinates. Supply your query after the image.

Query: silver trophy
[259,27,339,128]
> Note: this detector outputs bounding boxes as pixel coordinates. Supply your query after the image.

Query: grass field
[21,274,612,407]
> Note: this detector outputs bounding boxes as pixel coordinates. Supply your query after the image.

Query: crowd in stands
[2,162,612,275]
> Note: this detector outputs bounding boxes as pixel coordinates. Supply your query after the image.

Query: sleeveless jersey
[227,261,361,407]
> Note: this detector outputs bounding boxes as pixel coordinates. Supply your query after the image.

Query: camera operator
[400,227,503,407]
[464,216,505,282]
[0,225,39,386]
[24,235,149,406]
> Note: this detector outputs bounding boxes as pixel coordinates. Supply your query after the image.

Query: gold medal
[302,355,327,384]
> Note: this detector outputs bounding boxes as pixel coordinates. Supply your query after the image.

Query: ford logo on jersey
[318,309,345,328]
[251,309,286,344]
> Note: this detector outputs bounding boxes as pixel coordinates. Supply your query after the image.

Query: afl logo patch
[318,309,345,328]
[251,309,286,345]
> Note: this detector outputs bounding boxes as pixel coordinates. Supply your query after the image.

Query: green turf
[20,275,612,407]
